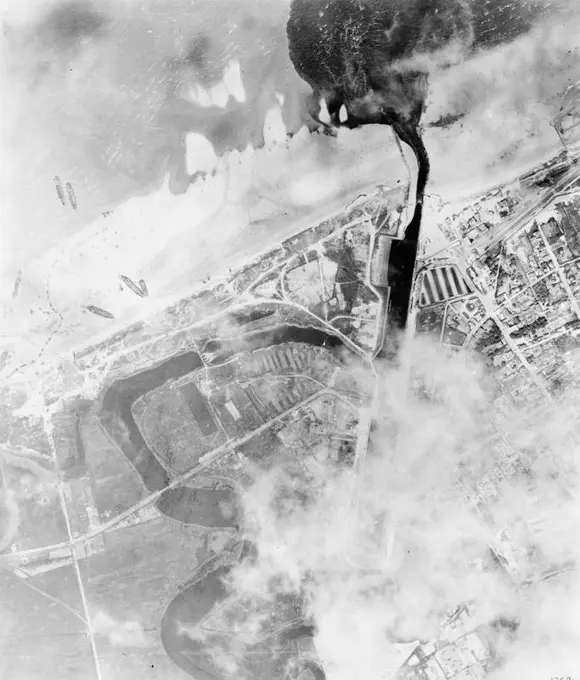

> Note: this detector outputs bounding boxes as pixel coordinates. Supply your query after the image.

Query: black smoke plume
[287,0,474,192]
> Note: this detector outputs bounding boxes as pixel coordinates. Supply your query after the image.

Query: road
[2,382,353,568]
[450,248,553,399]
[474,156,580,254]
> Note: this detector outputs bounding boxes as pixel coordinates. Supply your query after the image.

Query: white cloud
[92,610,150,648]
[223,334,580,679]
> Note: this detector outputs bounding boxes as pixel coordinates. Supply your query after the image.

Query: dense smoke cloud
[223,335,580,679]
[287,0,474,130]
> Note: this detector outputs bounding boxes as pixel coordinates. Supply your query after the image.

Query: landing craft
[139,279,149,297]
[12,270,22,299]
[120,275,144,298]
[54,176,66,206]
[66,182,77,210]
[86,305,114,319]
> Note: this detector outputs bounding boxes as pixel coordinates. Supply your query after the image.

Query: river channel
[99,322,340,678]
[99,323,345,525]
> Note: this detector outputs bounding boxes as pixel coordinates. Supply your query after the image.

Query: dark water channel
[98,323,341,677]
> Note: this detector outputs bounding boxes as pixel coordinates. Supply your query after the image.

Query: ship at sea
[86,305,114,320]
[66,182,77,210]
[120,275,145,298]
[54,176,66,206]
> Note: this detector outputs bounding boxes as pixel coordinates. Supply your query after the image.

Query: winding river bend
[98,322,345,678]
[161,564,232,680]
[96,138,425,675]
[96,130,426,675]
[99,324,345,526]
[160,552,320,680]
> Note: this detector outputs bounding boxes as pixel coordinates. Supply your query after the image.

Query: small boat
[120,275,144,298]
[54,176,66,206]
[66,182,77,210]
[86,305,114,319]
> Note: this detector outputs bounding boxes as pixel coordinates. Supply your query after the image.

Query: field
[81,411,146,521]
[0,565,97,680]
[79,515,206,629]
